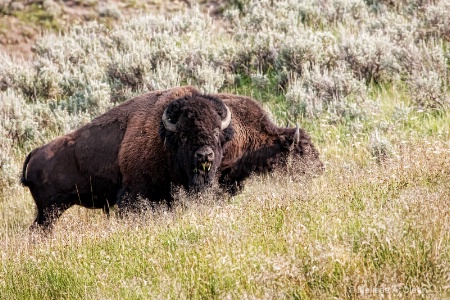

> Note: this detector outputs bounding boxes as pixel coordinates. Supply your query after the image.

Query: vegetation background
[0,0,449,298]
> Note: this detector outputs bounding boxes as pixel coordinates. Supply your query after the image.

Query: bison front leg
[116,187,148,217]
[219,171,246,196]
[116,185,170,217]
[102,203,110,218]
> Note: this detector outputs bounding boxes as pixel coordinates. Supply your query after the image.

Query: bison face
[281,126,325,174]
[159,95,234,192]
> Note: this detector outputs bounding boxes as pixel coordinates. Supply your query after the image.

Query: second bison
[21,86,323,230]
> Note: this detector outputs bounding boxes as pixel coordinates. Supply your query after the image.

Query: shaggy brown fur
[22,86,201,229]
[217,93,323,193]
[118,90,234,211]
[21,86,323,230]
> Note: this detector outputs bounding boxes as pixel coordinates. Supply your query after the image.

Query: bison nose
[195,147,214,162]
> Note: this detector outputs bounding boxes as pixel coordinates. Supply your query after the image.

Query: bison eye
[179,132,187,143]
[213,128,220,141]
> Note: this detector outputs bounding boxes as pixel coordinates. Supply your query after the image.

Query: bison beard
[21,86,323,231]
[190,149,215,191]
[168,143,218,193]
[191,170,212,191]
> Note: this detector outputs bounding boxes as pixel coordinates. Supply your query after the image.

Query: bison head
[284,126,325,175]
[159,94,234,192]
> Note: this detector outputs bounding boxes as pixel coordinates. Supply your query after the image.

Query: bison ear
[280,126,301,150]
[221,126,235,144]
[165,103,182,123]
[279,134,293,149]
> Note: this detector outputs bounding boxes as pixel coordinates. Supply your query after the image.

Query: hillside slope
[0,0,449,298]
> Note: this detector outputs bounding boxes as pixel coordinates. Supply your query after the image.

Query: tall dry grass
[1,137,449,298]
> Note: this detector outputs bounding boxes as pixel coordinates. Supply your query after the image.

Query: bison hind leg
[30,201,73,234]
[29,209,53,237]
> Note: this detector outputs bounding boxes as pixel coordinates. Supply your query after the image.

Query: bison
[21,86,323,230]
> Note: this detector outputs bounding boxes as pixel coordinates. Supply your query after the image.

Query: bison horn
[162,108,177,132]
[293,124,300,145]
[220,105,232,130]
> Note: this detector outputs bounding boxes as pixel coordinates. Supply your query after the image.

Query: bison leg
[102,203,110,218]
[116,186,162,217]
[116,187,142,217]
[30,201,73,233]
[116,187,131,217]
[219,173,246,196]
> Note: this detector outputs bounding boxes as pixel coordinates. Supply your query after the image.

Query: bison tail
[21,151,33,187]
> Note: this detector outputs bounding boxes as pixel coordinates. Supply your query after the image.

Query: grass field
[1,0,449,298]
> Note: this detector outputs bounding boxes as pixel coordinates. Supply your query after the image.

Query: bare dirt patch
[0,0,227,59]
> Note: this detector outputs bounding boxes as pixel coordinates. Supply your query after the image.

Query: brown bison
[21,86,323,230]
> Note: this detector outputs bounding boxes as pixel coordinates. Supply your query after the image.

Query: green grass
[1,73,449,298]
[1,96,449,298]
[1,71,450,298]
[12,4,61,31]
